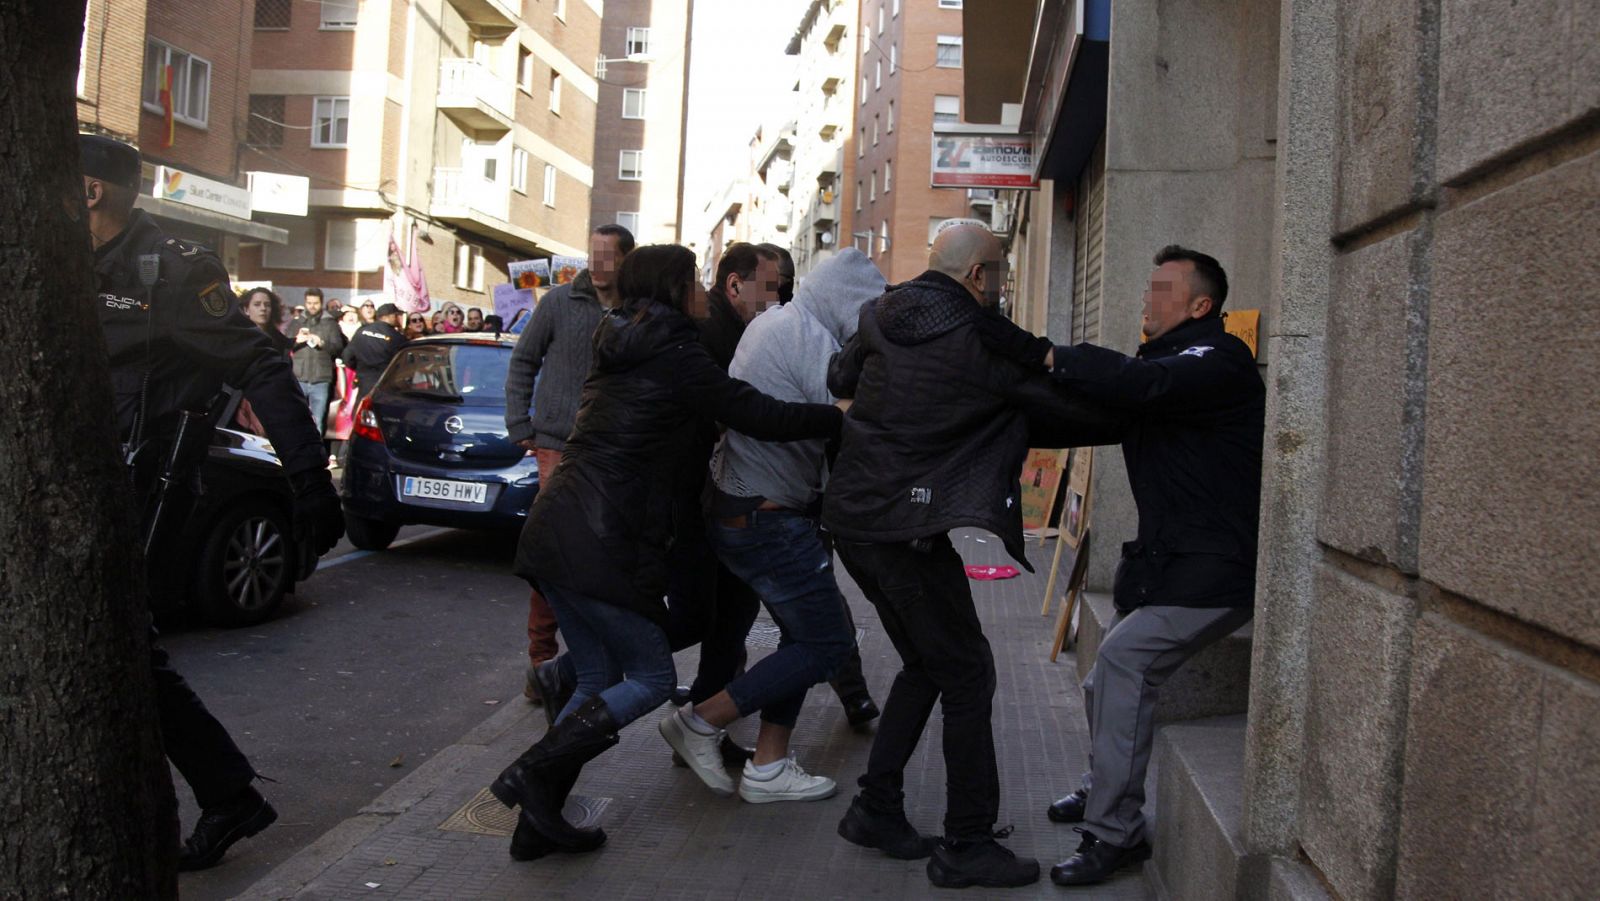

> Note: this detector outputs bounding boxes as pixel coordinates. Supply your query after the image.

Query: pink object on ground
[965,565,1020,581]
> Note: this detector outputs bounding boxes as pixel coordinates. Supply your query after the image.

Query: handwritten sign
[1019,449,1069,532]
[1223,309,1260,359]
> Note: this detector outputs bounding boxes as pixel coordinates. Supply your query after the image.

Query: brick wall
[139,0,256,183]
[77,0,147,141]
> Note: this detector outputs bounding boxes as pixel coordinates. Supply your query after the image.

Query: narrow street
[164,526,531,901]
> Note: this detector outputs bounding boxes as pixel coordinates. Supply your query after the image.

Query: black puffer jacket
[822,271,1125,569]
[514,301,842,622]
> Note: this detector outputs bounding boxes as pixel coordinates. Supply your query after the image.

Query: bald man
[823,225,1124,889]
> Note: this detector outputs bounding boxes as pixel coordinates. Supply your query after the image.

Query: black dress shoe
[1047,787,1087,823]
[178,787,278,871]
[837,796,938,859]
[926,831,1040,889]
[1050,828,1152,886]
[842,695,880,728]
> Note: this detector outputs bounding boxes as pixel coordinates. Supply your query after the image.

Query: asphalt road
[162,524,532,901]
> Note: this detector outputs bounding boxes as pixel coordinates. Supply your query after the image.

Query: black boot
[1047,787,1088,823]
[926,829,1040,889]
[1049,828,1152,886]
[509,770,606,860]
[491,697,618,849]
[530,657,576,730]
[178,785,278,871]
[837,796,937,859]
[841,695,880,728]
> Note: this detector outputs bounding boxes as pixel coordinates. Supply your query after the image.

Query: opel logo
[444,416,465,435]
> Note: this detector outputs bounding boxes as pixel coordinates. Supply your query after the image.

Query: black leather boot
[530,657,575,730]
[509,770,606,860]
[178,785,278,871]
[1049,828,1152,886]
[1047,787,1088,823]
[491,697,618,849]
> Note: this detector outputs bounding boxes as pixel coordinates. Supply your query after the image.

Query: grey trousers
[1079,604,1254,848]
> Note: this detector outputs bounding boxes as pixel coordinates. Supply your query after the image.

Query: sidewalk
[238,531,1152,900]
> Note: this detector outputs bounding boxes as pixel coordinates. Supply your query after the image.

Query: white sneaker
[658,707,735,797]
[738,757,837,804]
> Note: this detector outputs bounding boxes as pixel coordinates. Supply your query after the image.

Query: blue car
[340,332,538,550]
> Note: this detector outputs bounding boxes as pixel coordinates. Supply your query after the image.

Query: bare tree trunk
[0,1,177,897]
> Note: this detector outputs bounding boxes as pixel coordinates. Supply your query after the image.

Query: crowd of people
[81,129,1265,891]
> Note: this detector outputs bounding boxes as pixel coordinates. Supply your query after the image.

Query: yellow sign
[1019,449,1068,531]
[1223,309,1260,359]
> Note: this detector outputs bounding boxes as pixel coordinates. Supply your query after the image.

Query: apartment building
[589,0,692,244]
[783,0,858,278]
[850,0,971,283]
[237,0,602,310]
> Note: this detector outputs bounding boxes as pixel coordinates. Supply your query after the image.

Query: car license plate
[402,476,487,505]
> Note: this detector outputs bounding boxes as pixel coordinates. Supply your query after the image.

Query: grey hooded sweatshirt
[710,248,887,510]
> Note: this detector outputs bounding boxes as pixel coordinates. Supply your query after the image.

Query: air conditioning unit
[967,188,997,205]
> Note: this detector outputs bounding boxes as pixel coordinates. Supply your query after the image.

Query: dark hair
[240,287,285,327]
[756,243,796,304]
[594,224,637,254]
[303,286,325,302]
[711,242,781,301]
[1153,245,1228,315]
[618,244,698,315]
[484,314,504,332]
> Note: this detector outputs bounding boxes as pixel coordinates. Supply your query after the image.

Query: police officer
[341,301,409,393]
[81,134,346,870]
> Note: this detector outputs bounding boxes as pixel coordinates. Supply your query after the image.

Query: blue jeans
[298,380,330,436]
[711,510,856,728]
[541,583,676,727]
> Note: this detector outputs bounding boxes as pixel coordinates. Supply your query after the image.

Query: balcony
[813,191,839,227]
[444,0,517,28]
[431,166,509,227]
[437,59,514,134]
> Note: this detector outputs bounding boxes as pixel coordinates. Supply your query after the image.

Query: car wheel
[345,512,400,551]
[196,499,294,627]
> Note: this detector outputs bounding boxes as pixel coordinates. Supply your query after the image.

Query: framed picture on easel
[1042,447,1094,660]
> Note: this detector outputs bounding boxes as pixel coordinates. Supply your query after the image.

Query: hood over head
[790,247,888,345]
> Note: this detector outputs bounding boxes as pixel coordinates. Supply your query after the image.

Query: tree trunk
[0,1,177,897]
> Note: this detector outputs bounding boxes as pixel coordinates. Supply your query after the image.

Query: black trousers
[663,516,762,704]
[835,534,999,840]
[151,639,256,810]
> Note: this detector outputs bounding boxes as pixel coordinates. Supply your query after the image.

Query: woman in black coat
[492,244,842,858]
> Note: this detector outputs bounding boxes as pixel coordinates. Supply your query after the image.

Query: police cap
[79,134,142,190]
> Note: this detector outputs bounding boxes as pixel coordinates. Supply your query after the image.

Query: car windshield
[377,343,509,405]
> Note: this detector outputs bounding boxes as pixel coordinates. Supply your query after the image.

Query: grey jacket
[505,270,604,450]
[710,248,886,510]
[288,310,346,384]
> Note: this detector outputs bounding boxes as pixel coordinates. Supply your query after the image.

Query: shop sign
[152,165,252,219]
[247,171,310,217]
[930,134,1038,189]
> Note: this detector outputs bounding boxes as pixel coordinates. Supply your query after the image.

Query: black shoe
[1047,788,1087,823]
[926,831,1040,889]
[842,695,880,728]
[837,796,937,860]
[178,786,278,871]
[668,684,692,707]
[1049,828,1152,886]
[531,657,574,730]
[491,697,619,849]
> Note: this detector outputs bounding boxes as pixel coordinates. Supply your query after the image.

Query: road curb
[236,696,543,900]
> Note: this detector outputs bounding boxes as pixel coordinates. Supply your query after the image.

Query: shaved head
[929,224,1005,306]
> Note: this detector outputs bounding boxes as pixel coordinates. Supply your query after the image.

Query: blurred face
[303,294,323,317]
[446,307,464,328]
[729,257,782,322]
[243,292,274,328]
[962,256,1008,308]
[687,278,710,320]
[589,233,625,290]
[406,315,427,337]
[1141,260,1211,341]
[466,308,483,329]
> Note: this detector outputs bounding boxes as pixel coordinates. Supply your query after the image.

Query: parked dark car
[340,332,539,550]
[148,423,315,627]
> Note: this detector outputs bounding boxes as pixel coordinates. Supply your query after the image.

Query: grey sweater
[710,248,886,509]
[504,270,604,451]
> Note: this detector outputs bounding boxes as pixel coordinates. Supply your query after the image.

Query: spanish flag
[159,64,174,148]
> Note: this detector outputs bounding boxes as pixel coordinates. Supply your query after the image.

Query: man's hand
[517,438,540,453]
[973,310,1054,370]
[835,398,853,412]
[288,469,344,558]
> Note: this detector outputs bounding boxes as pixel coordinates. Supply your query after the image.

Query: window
[142,40,211,128]
[622,88,646,119]
[625,27,650,57]
[860,77,867,105]
[874,59,881,89]
[312,96,350,147]
[542,164,557,206]
[887,100,895,133]
[855,181,862,212]
[320,0,357,29]
[555,0,567,20]
[892,0,901,15]
[928,217,946,246]
[933,93,960,125]
[255,0,291,29]
[879,221,890,255]
[938,0,963,7]
[876,5,884,34]
[936,35,962,68]
[326,219,387,272]
[247,95,285,147]
[512,148,529,193]
[517,46,534,93]
[884,159,892,193]
[872,115,879,145]
[482,156,497,182]
[615,211,641,235]
[858,127,865,157]
[869,172,876,202]
[454,242,485,292]
[619,149,644,181]
[889,43,897,74]
[549,70,562,113]
[263,218,316,269]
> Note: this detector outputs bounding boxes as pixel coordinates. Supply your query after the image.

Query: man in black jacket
[986,246,1264,887]
[287,287,346,441]
[341,302,409,393]
[823,225,1123,890]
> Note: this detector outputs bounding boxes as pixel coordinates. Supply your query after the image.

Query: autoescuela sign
[930,133,1038,189]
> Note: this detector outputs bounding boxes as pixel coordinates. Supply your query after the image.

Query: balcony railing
[437,59,515,130]
[432,166,509,222]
